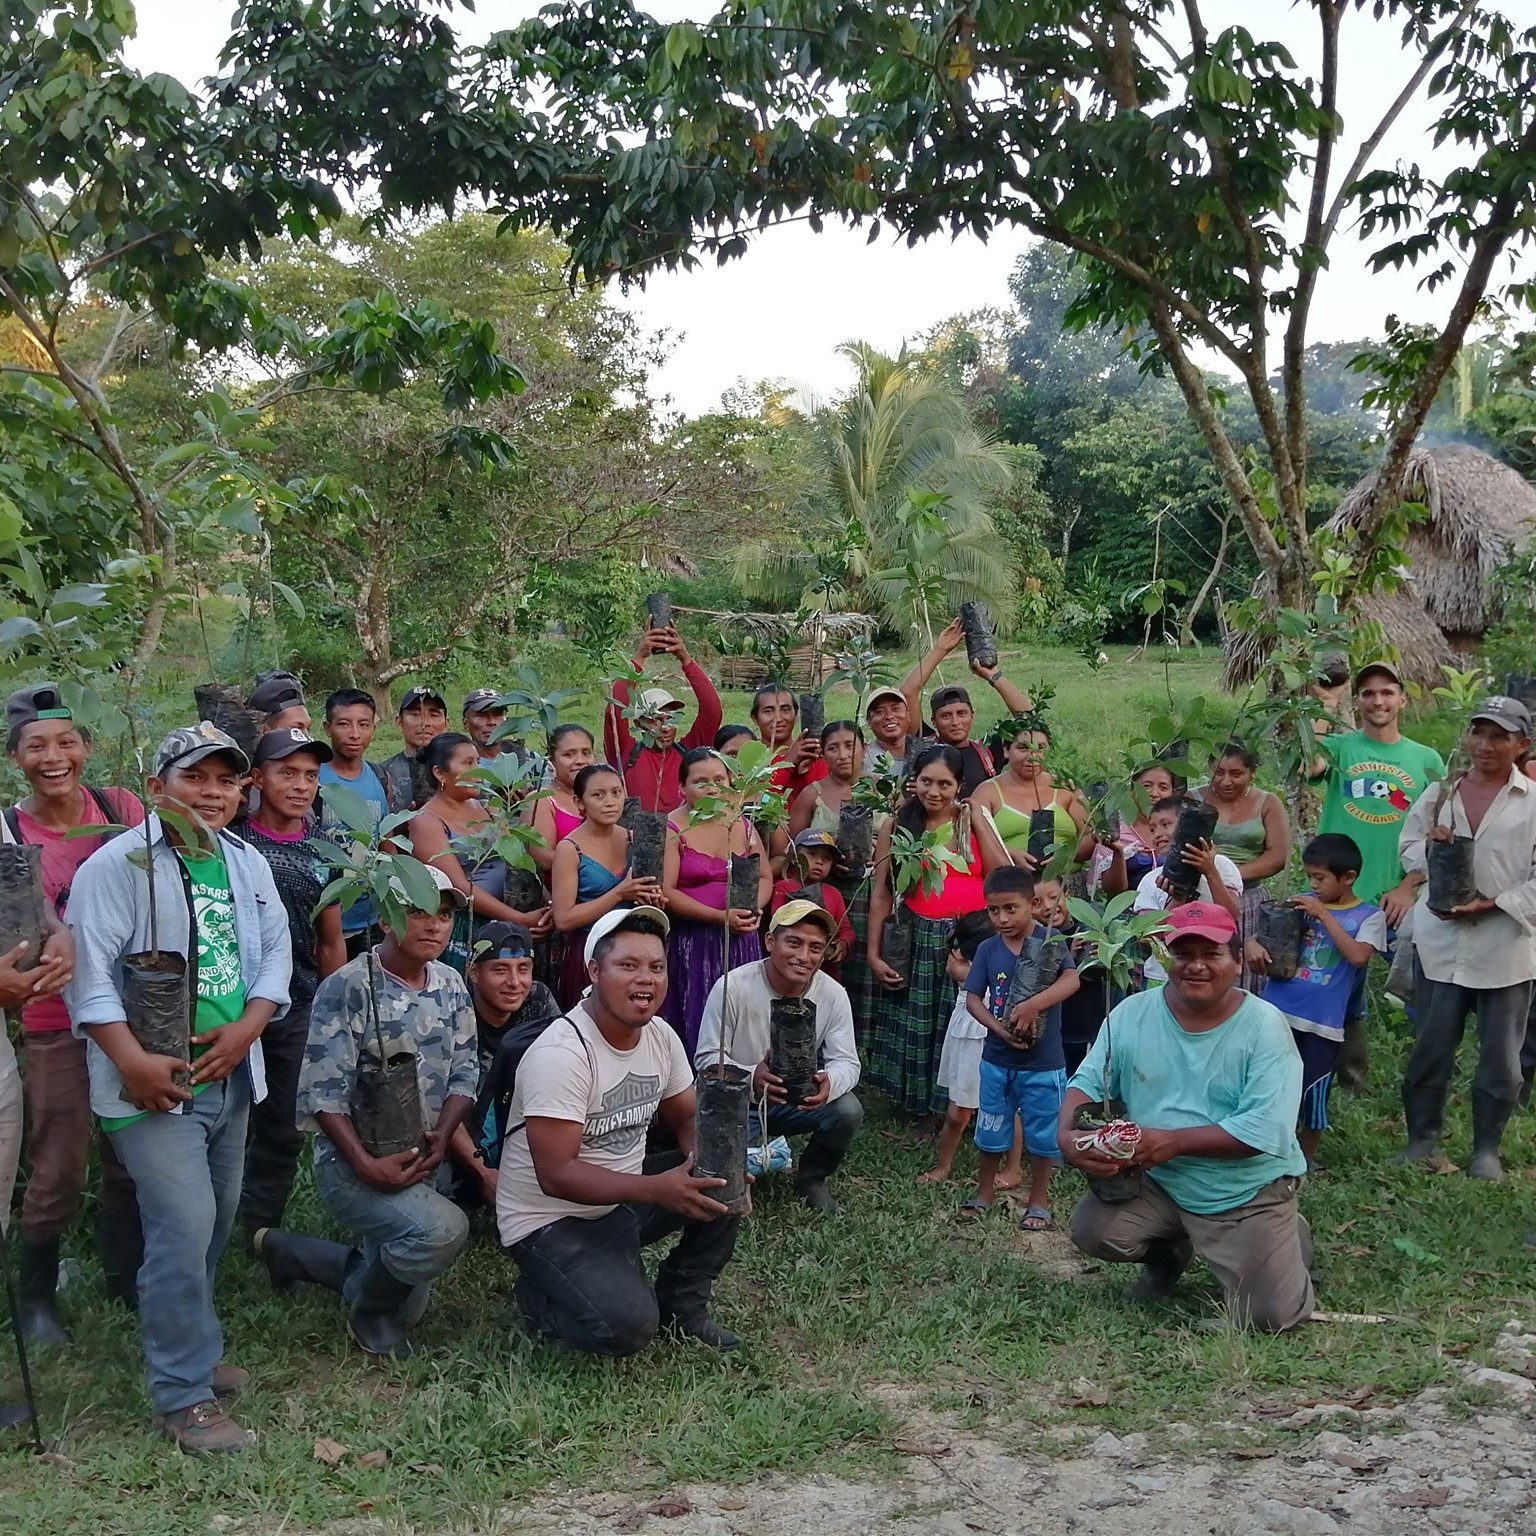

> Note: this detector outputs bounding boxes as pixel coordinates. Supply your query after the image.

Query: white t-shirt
[1133,856,1244,984]
[495,1000,693,1247]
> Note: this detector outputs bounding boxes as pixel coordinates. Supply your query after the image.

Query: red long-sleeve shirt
[604,658,723,813]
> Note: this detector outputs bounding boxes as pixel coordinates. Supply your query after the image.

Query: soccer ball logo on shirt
[1340,761,1414,825]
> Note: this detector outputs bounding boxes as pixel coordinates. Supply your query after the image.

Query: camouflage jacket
[297,950,479,1143]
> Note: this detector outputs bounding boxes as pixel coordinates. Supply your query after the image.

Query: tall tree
[736,342,1018,638]
[361,0,1533,613]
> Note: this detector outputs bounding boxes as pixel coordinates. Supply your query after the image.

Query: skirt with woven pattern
[865,910,954,1117]
[1239,882,1267,995]
[833,873,875,1038]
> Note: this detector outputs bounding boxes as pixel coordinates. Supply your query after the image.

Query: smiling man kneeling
[1058,903,1314,1333]
[497,907,743,1355]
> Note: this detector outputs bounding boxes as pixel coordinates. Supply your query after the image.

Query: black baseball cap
[399,686,447,715]
[6,683,72,739]
[246,671,306,716]
[471,921,534,962]
[930,684,972,712]
[252,728,333,766]
[462,688,503,717]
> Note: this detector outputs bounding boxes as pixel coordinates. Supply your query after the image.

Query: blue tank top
[576,850,626,901]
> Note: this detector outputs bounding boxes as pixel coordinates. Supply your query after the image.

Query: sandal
[1018,1206,1052,1231]
[957,1198,993,1218]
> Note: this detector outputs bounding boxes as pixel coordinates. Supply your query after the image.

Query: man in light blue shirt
[319,689,389,955]
[1058,902,1314,1333]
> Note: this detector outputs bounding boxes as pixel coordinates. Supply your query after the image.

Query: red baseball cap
[1163,901,1237,946]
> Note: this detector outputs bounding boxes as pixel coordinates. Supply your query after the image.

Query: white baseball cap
[638,687,684,714]
[583,904,671,966]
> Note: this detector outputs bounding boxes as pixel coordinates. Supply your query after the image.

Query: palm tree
[736,342,1018,640]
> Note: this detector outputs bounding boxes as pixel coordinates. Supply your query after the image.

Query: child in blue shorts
[1247,833,1386,1173]
[962,866,1080,1228]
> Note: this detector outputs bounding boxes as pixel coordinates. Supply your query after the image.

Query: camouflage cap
[152,721,251,778]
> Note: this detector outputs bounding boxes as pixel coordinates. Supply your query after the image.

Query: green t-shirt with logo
[102,845,248,1131]
[1317,731,1446,904]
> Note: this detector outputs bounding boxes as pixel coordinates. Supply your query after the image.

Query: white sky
[124,0,1529,417]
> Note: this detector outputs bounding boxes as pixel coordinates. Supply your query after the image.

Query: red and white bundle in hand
[1073,1120,1142,1161]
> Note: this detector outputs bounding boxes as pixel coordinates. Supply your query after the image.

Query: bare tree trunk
[1180,507,1234,647]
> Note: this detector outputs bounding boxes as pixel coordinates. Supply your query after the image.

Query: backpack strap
[502,1013,596,1143]
[2,808,20,845]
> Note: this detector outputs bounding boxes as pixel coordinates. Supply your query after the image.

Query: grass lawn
[3,996,1534,1535]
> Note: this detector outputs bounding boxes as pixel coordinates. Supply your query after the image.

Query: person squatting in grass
[254,864,479,1363]
[1060,902,1315,1334]
[66,723,292,1454]
[499,906,743,1356]
[960,866,1080,1229]
[1246,833,1386,1173]
[694,899,864,1214]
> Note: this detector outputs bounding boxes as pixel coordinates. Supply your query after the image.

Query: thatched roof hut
[1223,443,1536,690]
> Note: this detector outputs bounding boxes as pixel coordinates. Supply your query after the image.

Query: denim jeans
[107,1072,251,1415]
[0,1050,22,1233]
[313,1147,469,1297]
[753,1091,864,1183]
[240,1006,309,1235]
[507,1150,741,1356]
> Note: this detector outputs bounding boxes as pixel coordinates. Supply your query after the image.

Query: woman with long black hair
[866,745,1008,1127]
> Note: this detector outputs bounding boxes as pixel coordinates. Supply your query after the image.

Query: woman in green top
[1196,740,1291,989]
[971,719,1094,872]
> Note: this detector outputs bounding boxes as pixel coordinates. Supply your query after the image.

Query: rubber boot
[17,1235,69,1344]
[96,1206,143,1309]
[794,1134,850,1214]
[655,1270,740,1351]
[253,1228,358,1295]
[793,1097,862,1213]
[1395,1083,1445,1163]
[1127,1236,1193,1302]
[1467,1090,1516,1181]
[346,1260,416,1360]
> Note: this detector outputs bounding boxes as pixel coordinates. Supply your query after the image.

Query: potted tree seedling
[312,783,449,1157]
[685,740,790,1215]
[1057,893,1172,1202]
[878,825,969,980]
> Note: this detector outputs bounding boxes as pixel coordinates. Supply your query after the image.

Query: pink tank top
[551,800,583,844]
[676,838,729,910]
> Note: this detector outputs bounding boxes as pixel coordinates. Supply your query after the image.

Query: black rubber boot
[96,1206,143,1309]
[655,1270,740,1351]
[346,1260,416,1360]
[253,1228,359,1295]
[1396,1084,1445,1162]
[17,1235,69,1344]
[1468,1090,1516,1181]
[792,1095,862,1213]
[1127,1236,1193,1302]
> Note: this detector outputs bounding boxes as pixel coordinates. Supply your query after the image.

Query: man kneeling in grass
[1058,902,1315,1333]
[498,906,744,1355]
[254,864,478,1362]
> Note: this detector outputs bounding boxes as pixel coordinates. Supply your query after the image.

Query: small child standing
[962,867,1080,1229]
[1132,795,1243,987]
[1247,833,1385,1171]
[770,830,855,973]
[917,910,1022,1187]
[1032,877,1111,1075]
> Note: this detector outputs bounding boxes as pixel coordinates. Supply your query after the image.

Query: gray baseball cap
[152,722,251,777]
[1470,695,1534,737]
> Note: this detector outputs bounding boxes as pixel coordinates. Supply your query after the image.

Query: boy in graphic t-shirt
[964,867,1079,1230]
[1247,834,1386,1170]
[66,724,292,1454]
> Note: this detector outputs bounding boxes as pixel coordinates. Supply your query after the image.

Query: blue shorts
[1293,1029,1341,1132]
[975,1061,1066,1160]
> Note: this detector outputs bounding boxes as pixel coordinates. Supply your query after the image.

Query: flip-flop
[1018,1206,1052,1231]
[957,1198,993,1218]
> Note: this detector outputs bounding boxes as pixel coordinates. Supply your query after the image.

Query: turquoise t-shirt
[1068,988,1306,1215]
[318,760,388,935]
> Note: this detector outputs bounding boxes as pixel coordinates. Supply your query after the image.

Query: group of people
[0,616,1530,1455]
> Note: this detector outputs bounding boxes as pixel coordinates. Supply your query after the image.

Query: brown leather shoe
[211,1363,250,1400]
[156,1400,254,1454]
